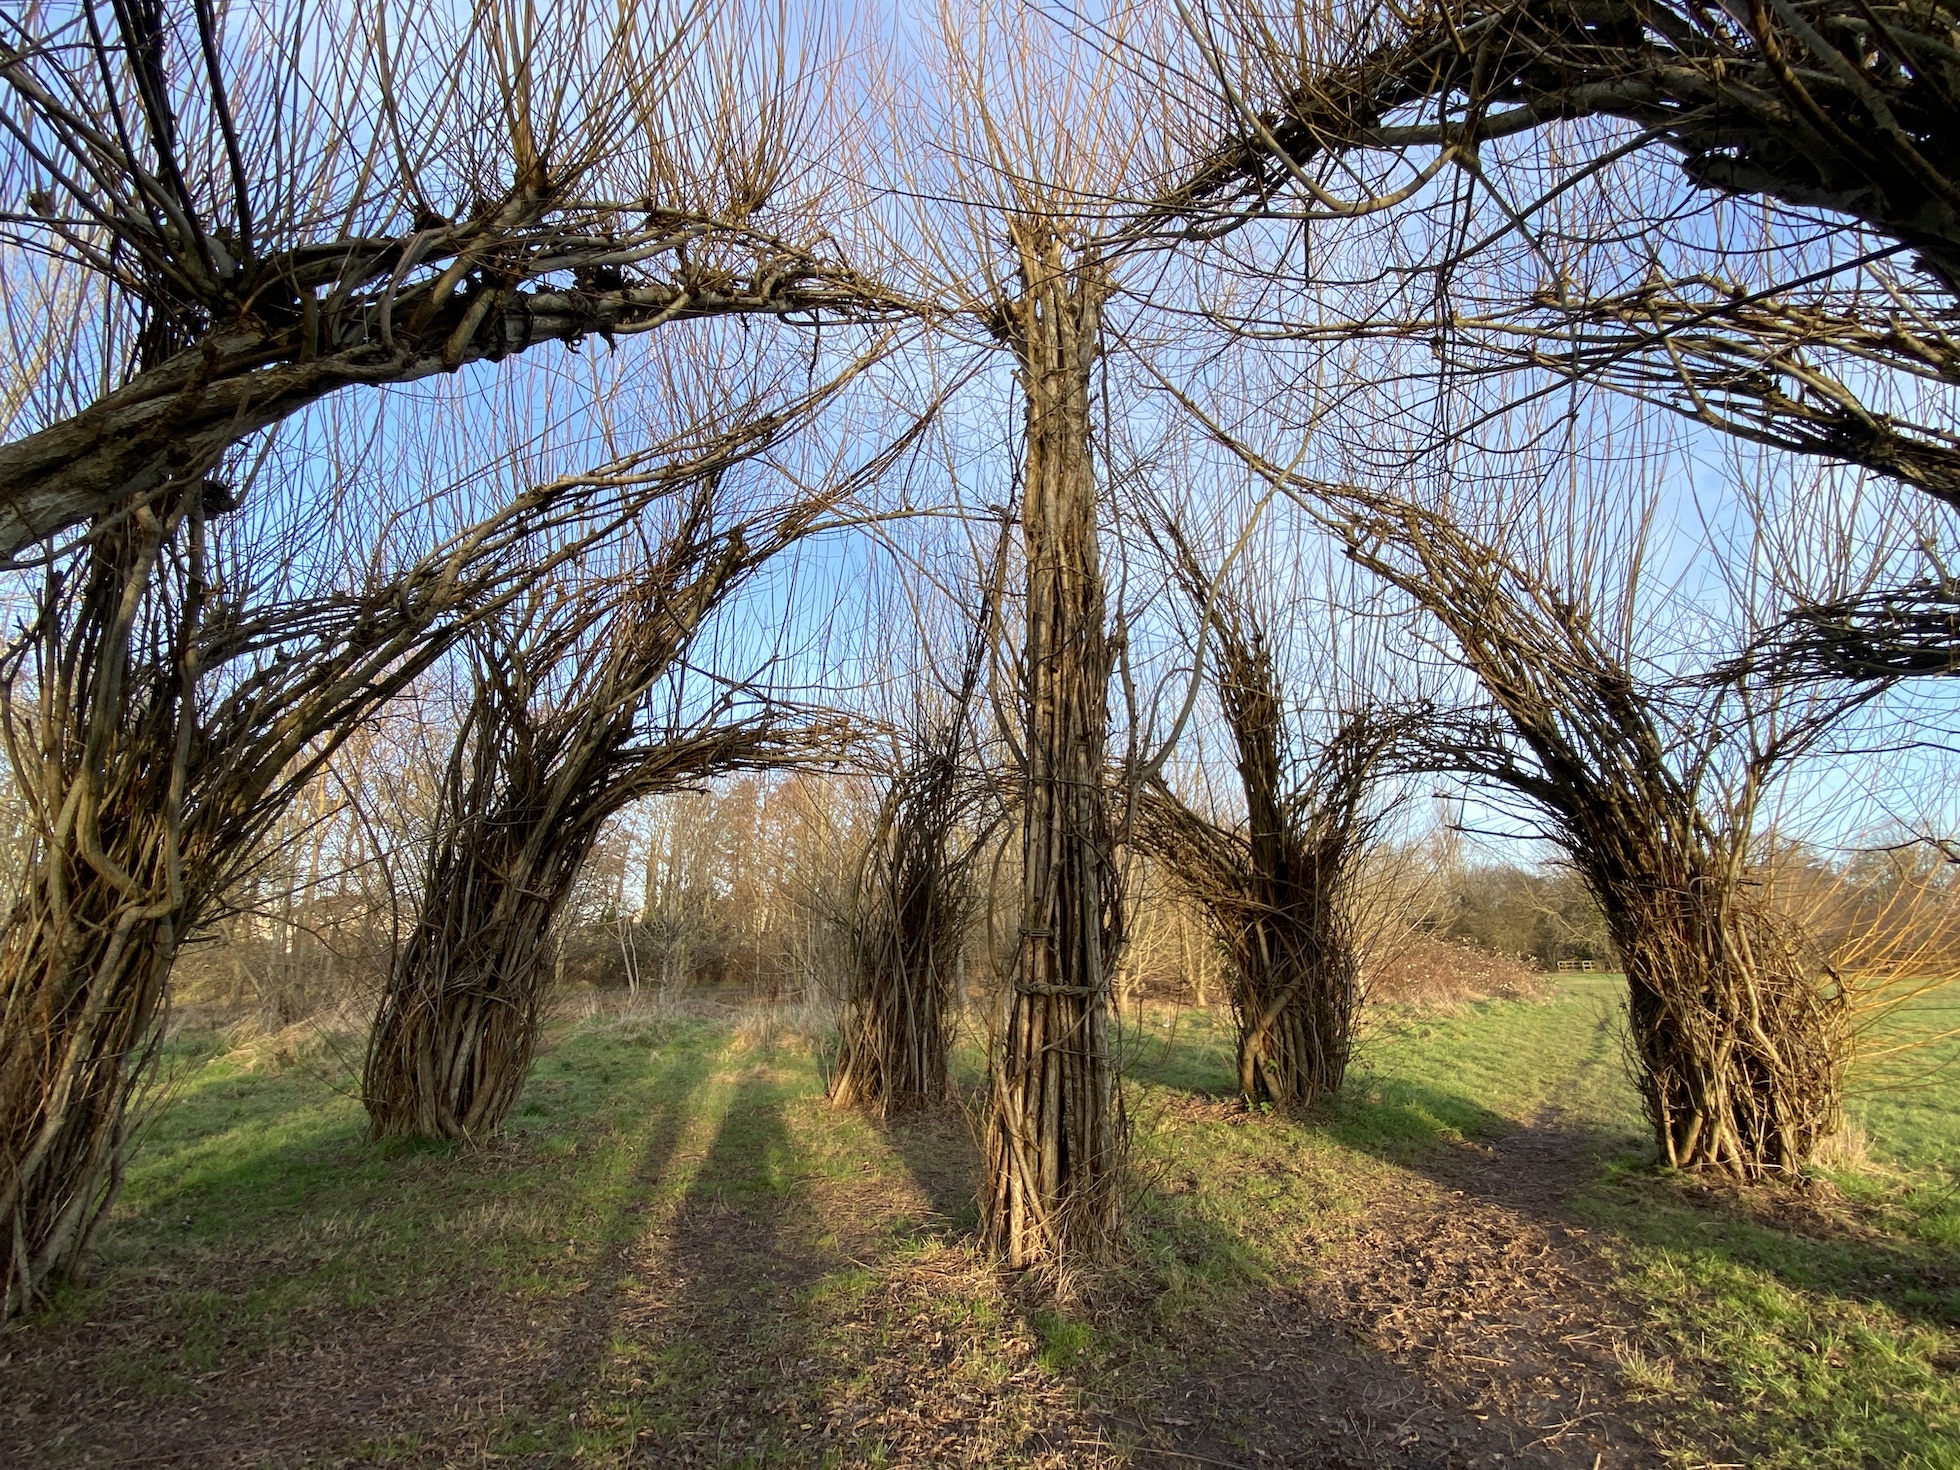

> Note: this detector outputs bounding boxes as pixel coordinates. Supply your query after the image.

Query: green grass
[1116,977,1960,1467]
[1574,983,1960,1470]
[10,981,1959,1468]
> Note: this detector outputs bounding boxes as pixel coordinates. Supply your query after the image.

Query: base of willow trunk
[829,999,951,1115]
[1233,952,1356,1110]
[982,987,1121,1270]
[1625,967,1845,1180]
[363,985,543,1142]
[2,1064,144,1319]
[1,913,174,1320]
[1237,997,1351,1110]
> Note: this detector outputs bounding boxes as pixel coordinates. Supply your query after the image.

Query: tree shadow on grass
[563,1074,1141,1467]
[1313,1069,1960,1334]
[605,1085,831,1465]
[555,1072,1095,1467]
[880,1099,984,1234]
[0,1031,727,1469]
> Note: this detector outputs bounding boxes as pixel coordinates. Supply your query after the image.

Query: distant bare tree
[1131,522,1416,1106]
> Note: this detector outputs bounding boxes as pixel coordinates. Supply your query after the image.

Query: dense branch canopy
[1149,0,1960,502]
[0,1,912,552]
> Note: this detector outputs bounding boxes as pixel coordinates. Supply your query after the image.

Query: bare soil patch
[1105,1114,1679,1470]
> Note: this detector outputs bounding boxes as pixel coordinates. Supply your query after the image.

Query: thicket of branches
[1130,520,1418,1108]
[0,426,682,1313]
[1329,486,1881,1175]
[3,0,1958,1312]
[362,428,870,1140]
[830,567,1003,1115]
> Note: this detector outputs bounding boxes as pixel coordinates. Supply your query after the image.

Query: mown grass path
[0,981,1954,1468]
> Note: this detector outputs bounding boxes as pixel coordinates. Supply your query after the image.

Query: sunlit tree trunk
[983,224,1123,1269]
[1601,853,1846,1175]
[363,778,577,1141]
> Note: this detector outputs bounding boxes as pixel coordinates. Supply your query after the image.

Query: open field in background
[0,977,1955,1469]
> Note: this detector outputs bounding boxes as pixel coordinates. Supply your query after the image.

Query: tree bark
[0,504,197,1318]
[0,266,894,557]
[1609,872,1846,1176]
[363,827,571,1141]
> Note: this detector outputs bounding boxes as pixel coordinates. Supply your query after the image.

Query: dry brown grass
[1368,935,1552,1010]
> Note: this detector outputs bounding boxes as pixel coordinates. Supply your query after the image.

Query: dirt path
[1127,1001,1679,1469]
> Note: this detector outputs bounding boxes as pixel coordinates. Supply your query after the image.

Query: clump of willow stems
[0,447,640,1318]
[1130,519,1414,1109]
[982,223,1126,1270]
[831,570,1003,1115]
[362,455,873,1142]
[1338,495,1867,1178]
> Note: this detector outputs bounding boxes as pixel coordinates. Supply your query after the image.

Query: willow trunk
[363,846,570,1142]
[0,507,195,1319]
[0,885,177,1316]
[830,830,955,1113]
[983,231,1121,1268]
[1221,662,1357,1110]
[1610,882,1845,1178]
[1229,910,1357,1109]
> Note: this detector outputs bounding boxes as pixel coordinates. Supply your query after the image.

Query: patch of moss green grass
[51,1010,726,1403]
[1524,980,1958,1470]
[38,1007,1096,1467]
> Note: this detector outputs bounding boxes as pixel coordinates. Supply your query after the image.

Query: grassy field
[1,978,1954,1468]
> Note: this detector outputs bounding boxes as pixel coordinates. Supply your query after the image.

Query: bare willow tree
[978,220,1129,1265]
[0,417,734,1315]
[1131,520,1414,1108]
[831,559,1005,1114]
[364,662,837,1140]
[362,392,915,1141]
[0,0,902,552]
[861,1,1192,1269]
[0,0,909,1315]
[1327,488,1884,1177]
